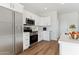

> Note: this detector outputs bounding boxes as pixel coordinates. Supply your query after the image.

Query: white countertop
[59,33,79,44]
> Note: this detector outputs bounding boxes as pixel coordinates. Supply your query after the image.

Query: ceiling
[22,3,79,16]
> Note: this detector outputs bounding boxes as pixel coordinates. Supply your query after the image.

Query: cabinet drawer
[23,34,29,36]
[23,44,29,50]
[23,41,29,44]
[23,38,29,42]
[23,42,29,46]
[23,36,29,39]
[23,37,29,40]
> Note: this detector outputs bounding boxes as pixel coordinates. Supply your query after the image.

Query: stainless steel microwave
[26,18,35,25]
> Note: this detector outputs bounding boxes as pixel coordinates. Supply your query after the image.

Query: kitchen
[0,3,52,55]
[1,3,79,55]
[23,9,51,52]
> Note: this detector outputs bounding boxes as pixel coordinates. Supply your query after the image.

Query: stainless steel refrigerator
[0,6,23,55]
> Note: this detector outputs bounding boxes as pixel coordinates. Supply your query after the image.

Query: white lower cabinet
[59,41,79,55]
[42,31,50,41]
[23,32,30,51]
[38,31,43,42]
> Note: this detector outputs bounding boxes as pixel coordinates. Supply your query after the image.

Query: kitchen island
[59,34,79,55]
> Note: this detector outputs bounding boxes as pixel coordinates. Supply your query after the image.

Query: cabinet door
[38,16,51,26]
[23,33,30,44]
[38,27,43,42]
[35,16,40,25]
[0,3,24,13]
[0,7,14,54]
[14,12,23,54]
[13,3,24,13]
[23,33,30,51]
[44,16,51,25]
[43,31,49,41]
[0,3,10,9]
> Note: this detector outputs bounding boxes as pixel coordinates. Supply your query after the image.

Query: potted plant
[69,24,76,31]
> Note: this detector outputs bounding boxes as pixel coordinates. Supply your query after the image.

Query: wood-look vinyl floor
[19,40,59,55]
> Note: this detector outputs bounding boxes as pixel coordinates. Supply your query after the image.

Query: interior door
[14,12,23,54]
[0,6,14,54]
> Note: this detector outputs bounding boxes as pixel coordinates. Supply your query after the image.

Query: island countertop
[59,33,79,44]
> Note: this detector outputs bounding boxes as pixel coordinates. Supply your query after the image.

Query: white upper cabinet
[0,3,24,13]
[23,10,40,25]
[38,16,51,26]
[35,16,40,25]
[11,3,24,13]
[23,9,51,26]
[32,15,40,25]
[0,3,10,9]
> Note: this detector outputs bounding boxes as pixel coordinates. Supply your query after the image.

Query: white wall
[50,11,59,40]
[59,12,79,35]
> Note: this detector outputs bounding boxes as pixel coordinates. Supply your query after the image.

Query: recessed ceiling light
[44,7,47,10]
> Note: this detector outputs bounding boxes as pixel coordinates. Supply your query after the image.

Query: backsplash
[31,26,38,31]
